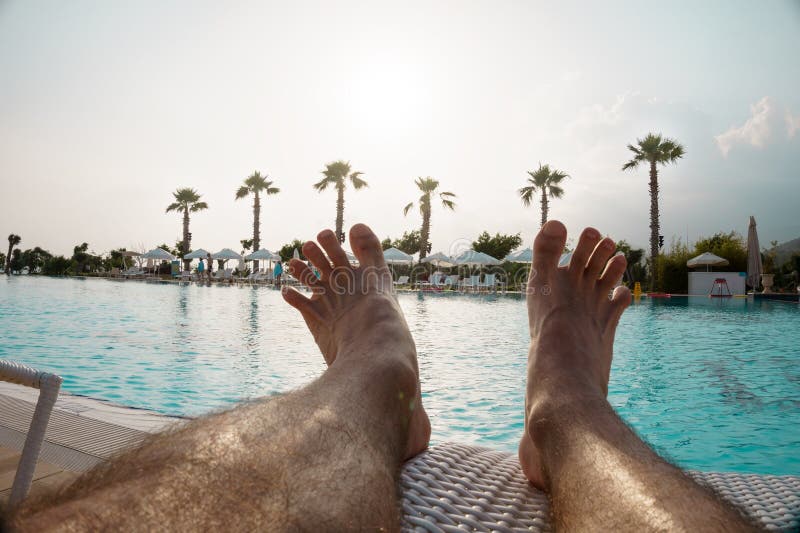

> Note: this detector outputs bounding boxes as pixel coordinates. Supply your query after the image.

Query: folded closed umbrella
[746,216,763,289]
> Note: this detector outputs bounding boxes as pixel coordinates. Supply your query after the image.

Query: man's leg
[518,220,756,531]
[9,224,430,531]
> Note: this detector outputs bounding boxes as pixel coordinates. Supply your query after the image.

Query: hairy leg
[519,220,756,531]
[9,224,430,532]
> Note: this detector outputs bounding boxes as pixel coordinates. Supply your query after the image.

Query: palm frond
[440,191,456,198]
[548,185,565,199]
[235,186,250,200]
[165,202,182,213]
[313,177,332,191]
[403,202,414,216]
[265,186,280,195]
[441,199,456,211]
[190,201,209,212]
[350,173,368,189]
[519,186,535,206]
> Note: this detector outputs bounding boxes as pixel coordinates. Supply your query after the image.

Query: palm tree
[5,234,20,274]
[519,164,569,227]
[622,132,685,287]
[313,160,367,242]
[165,188,209,270]
[403,177,456,260]
[236,172,280,256]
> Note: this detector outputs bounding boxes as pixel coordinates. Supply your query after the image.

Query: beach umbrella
[292,248,300,260]
[746,216,763,290]
[383,247,414,265]
[245,249,276,260]
[421,252,456,268]
[212,248,243,260]
[141,248,176,261]
[687,252,729,272]
[245,248,276,271]
[120,250,141,270]
[213,248,243,269]
[184,249,210,260]
[505,248,533,263]
[454,250,502,266]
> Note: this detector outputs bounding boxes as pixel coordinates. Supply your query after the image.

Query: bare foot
[518,220,630,489]
[282,223,430,460]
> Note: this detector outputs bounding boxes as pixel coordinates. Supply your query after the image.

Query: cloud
[714,97,777,157]
[786,110,800,138]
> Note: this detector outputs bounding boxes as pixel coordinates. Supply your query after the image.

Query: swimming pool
[1,276,798,475]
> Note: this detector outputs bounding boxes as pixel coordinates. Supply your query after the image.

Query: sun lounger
[478,273,504,292]
[400,442,800,531]
[444,275,460,289]
[393,276,410,288]
[0,359,62,505]
[461,275,480,292]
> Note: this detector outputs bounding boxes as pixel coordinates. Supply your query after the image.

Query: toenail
[584,228,600,239]
[602,239,614,249]
[543,221,562,236]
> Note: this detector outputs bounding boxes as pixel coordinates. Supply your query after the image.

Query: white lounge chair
[0,360,62,505]
[394,275,410,288]
[479,273,504,292]
[444,275,460,289]
[461,275,480,292]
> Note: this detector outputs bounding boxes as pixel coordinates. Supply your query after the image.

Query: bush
[655,239,692,293]
[42,256,71,276]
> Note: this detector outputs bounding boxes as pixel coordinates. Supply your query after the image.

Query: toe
[303,241,333,280]
[598,253,627,292]
[531,220,567,286]
[282,286,324,323]
[585,238,616,281]
[289,258,319,288]
[349,223,386,269]
[604,285,631,330]
[568,228,602,277]
[317,229,350,268]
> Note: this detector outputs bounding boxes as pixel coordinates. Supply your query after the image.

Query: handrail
[0,359,63,506]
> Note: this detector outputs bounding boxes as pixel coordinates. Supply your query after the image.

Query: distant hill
[774,237,800,265]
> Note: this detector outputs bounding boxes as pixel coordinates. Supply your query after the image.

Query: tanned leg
[518,220,756,531]
[9,223,430,532]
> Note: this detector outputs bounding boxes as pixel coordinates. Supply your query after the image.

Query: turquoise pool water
[0,276,798,475]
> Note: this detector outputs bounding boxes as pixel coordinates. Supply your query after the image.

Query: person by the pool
[6,221,757,531]
[206,252,214,281]
[274,259,283,286]
[197,257,205,279]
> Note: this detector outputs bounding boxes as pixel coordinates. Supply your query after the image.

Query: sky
[1,0,799,258]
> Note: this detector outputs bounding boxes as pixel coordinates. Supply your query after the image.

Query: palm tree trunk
[5,243,12,274]
[540,190,549,228]
[253,191,261,252]
[420,197,431,260]
[335,185,345,242]
[182,208,190,271]
[649,160,660,291]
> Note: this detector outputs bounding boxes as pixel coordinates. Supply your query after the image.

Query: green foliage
[20,247,52,273]
[615,240,646,285]
[0,252,5,268]
[384,231,422,255]
[693,231,747,272]
[240,239,254,253]
[278,240,306,262]
[9,249,22,272]
[42,255,71,276]
[472,232,522,261]
[655,238,692,293]
[157,243,180,256]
